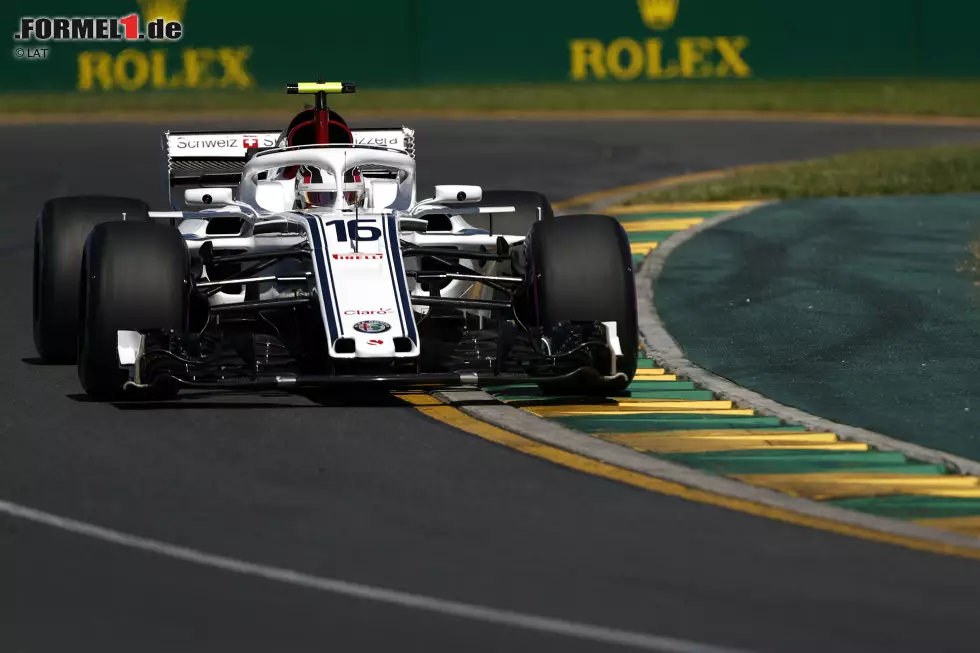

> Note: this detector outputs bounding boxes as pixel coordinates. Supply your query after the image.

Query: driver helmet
[295,166,365,209]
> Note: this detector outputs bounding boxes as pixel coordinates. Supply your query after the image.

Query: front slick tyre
[526,213,638,395]
[78,222,189,401]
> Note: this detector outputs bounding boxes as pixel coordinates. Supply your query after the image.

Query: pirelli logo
[332,253,384,261]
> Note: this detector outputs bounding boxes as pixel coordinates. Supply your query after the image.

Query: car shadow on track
[297,388,421,408]
[65,392,317,410]
[21,357,68,367]
[64,388,417,410]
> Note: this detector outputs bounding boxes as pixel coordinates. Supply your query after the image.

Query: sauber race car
[32,81,638,400]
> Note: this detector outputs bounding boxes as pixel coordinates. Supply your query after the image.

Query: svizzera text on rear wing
[161,127,416,209]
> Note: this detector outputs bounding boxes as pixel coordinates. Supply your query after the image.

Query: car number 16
[323,218,382,243]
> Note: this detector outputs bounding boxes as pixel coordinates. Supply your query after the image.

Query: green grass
[629,145,980,203]
[4,80,980,115]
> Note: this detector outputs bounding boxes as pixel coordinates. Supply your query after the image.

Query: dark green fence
[1,0,977,92]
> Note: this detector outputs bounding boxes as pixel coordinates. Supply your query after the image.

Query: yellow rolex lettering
[715,36,751,77]
[150,50,183,88]
[569,39,607,81]
[77,51,114,90]
[183,48,218,88]
[677,37,714,77]
[644,38,664,77]
[113,49,150,91]
[606,38,643,80]
[217,47,254,89]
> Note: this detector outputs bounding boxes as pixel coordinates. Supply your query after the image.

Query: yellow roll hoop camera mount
[286,81,356,95]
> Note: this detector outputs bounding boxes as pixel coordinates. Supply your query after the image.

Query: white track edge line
[0,498,750,653]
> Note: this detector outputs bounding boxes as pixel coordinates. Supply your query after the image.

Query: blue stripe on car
[315,216,345,336]
[380,215,407,337]
[302,214,340,343]
[386,214,418,345]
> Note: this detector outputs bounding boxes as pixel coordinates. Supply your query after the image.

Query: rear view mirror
[399,217,428,233]
[185,187,234,207]
[253,180,291,213]
[433,185,482,203]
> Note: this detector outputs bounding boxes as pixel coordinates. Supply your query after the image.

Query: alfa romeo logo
[354,320,391,334]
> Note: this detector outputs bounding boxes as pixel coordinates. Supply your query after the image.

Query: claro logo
[344,309,395,315]
[569,0,750,81]
[76,0,254,91]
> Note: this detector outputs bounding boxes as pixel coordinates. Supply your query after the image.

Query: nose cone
[355,336,396,357]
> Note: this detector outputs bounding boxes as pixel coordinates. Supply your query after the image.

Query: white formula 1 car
[32,82,638,400]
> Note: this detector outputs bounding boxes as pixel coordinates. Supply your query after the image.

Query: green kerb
[829,495,980,520]
[663,450,946,476]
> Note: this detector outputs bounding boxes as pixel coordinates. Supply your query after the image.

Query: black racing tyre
[78,221,189,401]
[525,213,638,395]
[33,196,150,362]
[467,190,554,237]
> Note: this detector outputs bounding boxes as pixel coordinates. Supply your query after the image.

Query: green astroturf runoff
[489,199,980,540]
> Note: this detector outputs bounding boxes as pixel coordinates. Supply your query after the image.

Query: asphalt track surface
[4,118,980,652]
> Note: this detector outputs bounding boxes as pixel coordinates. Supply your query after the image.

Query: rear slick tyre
[33,196,150,362]
[469,190,553,237]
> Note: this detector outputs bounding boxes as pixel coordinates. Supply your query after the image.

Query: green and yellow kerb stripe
[488,201,980,541]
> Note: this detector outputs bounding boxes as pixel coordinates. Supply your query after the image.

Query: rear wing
[162,127,416,208]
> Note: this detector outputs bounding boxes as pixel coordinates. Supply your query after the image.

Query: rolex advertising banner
[0,0,977,92]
